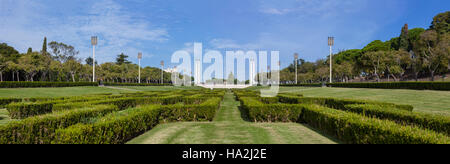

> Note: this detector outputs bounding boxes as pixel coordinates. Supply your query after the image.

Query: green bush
[240,97,302,122]
[344,104,450,135]
[103,82,171,86]
[53,105,160,144]
[328,82,450,91]
[0,98,22,108]
[300,104,450,144]
[6,102,54,119]
[0,105,118,144]
[280,97,413,112]
[281,83,322,87]
[53,97,222,144]
[0,81,98,88]
[159,97,221,122]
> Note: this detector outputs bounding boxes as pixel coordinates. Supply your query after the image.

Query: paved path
[127,91,338,144]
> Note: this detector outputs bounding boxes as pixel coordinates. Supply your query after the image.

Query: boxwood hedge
[328,82,450,91]
[0,81,98,88]
[344,104,450,135]
[300,104,450,144]
[0,105,118,144]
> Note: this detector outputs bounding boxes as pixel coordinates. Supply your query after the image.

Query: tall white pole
[91,36,97,83]
[329,45,332,83]
[93,45,95,82]
[138,59,141,84]
[328,37,334,84]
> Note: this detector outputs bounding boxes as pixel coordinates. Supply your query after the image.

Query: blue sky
[0,0,449,69]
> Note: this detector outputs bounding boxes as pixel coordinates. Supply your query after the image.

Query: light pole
[138,52,142,84]
[160,61,164,84]
[91,36,98,82]
[328,37,334,83]
[294,53,299,84]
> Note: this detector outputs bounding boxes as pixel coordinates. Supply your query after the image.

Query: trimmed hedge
[103,82,172,86]
[0,105,118,144]
[281,83,322,87]
[0,98,22,108]
[53,105,160,144]
[6,102,54,119]
[279,96,413,112]
[53,97,222,144]
[240,97,302,122]
[159,97,222,122]
[328,82,450,91]
[0,81,98,88]
[300,104,450,144]
[344,104,450,135]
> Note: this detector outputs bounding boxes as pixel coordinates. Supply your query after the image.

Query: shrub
[300,104,450,144]
[0,98,22,108]
[0,105,118,144]
[344,104,450,135]
[240,97,302,122]
[53,105,160,144]
[103,82,171,86]
[6,102,54,119]
[159,97,221,122]
[328,82,450,91]
[53,97,222,144]
[0,81,98,88]
[280,97,413,112]
[281,83,322,87]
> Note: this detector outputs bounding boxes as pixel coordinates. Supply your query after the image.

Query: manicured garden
[0,86,449,144]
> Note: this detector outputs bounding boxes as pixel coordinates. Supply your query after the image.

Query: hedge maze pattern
[0,90,225,144]
[234,90,450,144]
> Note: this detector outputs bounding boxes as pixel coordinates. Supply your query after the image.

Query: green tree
[48,41,78,63]
[85,57,96,66]
[417,30,449,81]
[362,40,391,53]
[63,59,82,82]
[362,51,387,82]
[18,52,43,81]
[399,24,409,51]
[116,53,131,65]
[430,11,450,36]
[42,37,48,55]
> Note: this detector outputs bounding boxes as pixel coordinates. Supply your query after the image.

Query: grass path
[127,91,337,144]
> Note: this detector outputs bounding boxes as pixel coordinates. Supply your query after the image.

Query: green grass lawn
[250,87,450,116]
[127,91,338,144]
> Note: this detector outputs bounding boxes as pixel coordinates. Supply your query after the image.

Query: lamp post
[91,36,98,82]
[294,53,299,84]
[138,52,142,84]
[328,37,334,83]
[160,61,164,84]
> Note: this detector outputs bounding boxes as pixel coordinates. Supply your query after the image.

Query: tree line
[0,38,173,83]
[281,11,450,84]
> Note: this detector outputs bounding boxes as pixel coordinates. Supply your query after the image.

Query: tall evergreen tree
[42,37,47,55]
[399,24,409,51]
[116,53,131,65]
[27,47,33,54]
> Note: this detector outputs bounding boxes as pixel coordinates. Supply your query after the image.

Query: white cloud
[209,39,260,50]
[260,8,291,15]
[0,0,167,64]
[259,0,368,18]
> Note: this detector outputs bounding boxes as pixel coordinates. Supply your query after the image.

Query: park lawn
[250,87,450,116]
[127,91,338,144]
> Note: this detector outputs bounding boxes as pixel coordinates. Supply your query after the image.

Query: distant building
[164,67,177,73]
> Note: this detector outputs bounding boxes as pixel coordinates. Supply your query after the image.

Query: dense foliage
[233,89,450,144]
[279,12,450,84]
[0,89,226,144]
